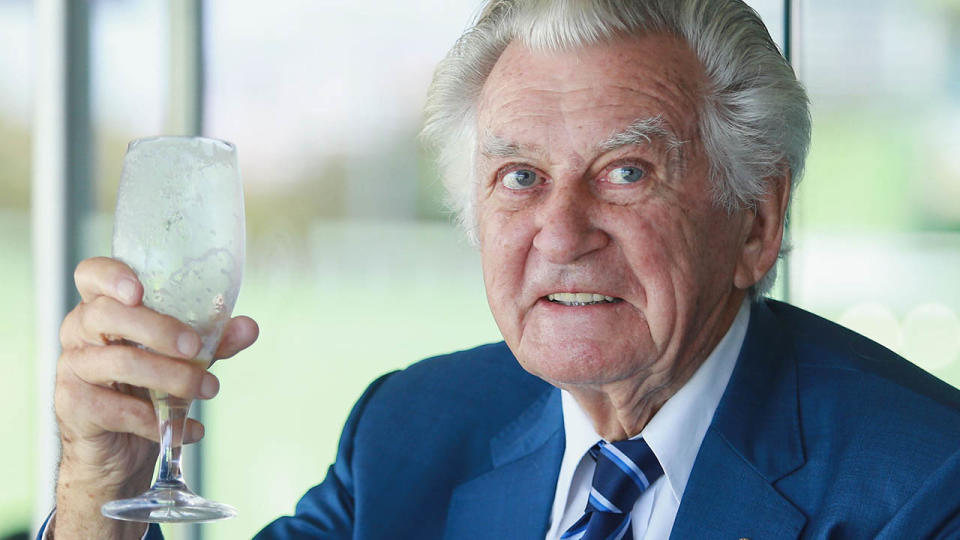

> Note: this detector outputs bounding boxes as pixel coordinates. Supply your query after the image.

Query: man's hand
[51,257,258,539]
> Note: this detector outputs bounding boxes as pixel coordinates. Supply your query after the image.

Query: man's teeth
[547,293,618,306]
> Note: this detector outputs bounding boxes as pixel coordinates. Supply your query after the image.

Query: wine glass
[101,136,245,523]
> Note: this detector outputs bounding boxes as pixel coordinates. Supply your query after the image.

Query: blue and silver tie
[560,438,664,540]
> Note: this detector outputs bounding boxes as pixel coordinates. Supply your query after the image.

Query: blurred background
[1,0,958,538]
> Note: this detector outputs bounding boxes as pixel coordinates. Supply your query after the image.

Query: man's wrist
[54,463,153,539]
[42,508,150,540]
[50,501,149,540]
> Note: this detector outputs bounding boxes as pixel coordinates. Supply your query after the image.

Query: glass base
[101,483,236,523]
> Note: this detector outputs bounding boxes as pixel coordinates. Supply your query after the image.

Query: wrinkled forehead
[476,34,706,148]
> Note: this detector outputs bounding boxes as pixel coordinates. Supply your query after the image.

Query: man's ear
[733,168,792,290]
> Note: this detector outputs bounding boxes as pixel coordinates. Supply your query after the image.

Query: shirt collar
[559,298,751,503]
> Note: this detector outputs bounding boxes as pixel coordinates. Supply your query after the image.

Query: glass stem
[153,394,191,489]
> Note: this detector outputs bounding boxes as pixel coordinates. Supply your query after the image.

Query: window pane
[791,0,960,385]
[0,1,35,537]
[746,0,786,49]
[201,2,498,538]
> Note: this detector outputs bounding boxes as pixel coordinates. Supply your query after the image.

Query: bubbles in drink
[113,136,244,365]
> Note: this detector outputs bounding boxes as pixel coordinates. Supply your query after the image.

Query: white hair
[421,0,811,297]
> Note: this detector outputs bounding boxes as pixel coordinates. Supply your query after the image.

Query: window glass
[1,1,169,536]
[791,0,960,386]
[0,1,37,537]
[201,2,496,538]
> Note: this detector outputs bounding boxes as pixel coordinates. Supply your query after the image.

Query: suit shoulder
[768,300,960,413]
[766,300,960,456]
[379,341,548,399]
[750,301,960,530]
[357,341,553,440]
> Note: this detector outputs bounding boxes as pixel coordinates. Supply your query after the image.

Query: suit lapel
[444,388,564,540]
[672,300,808,539]
[670,431,807,539]
[444,301,809,539]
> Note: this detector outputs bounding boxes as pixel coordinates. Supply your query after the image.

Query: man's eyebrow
[479,117,686,165]
[480,135,524,158]
[599,116,685,152]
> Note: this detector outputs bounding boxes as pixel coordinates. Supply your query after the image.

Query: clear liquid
[138,254,236,365]
[112,137,244,364]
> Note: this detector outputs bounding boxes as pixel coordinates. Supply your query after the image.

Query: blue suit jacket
[145,300,960,538]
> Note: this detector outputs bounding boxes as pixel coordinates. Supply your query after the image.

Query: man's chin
[514,345,646,389]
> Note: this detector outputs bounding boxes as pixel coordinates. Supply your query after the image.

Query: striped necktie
[560,438,664,540]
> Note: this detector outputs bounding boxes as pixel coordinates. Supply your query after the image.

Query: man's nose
[532,185,609,264]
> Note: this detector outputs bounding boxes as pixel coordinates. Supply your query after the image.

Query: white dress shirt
[544,299,751,540]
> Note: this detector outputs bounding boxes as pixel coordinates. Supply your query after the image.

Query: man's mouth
[546,292,621,306]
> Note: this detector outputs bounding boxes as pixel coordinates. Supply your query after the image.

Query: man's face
[475,35,754,390]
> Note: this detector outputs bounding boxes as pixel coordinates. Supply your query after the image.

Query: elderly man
[45,0,960,538]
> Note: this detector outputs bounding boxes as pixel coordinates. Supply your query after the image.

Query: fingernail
[189,423,205,442]
[117,278,138,304]
[177,332,200,357]
[200,372,219,399]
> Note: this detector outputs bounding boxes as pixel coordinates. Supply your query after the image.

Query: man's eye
[501,169,541,190]
[607,166,645,184]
